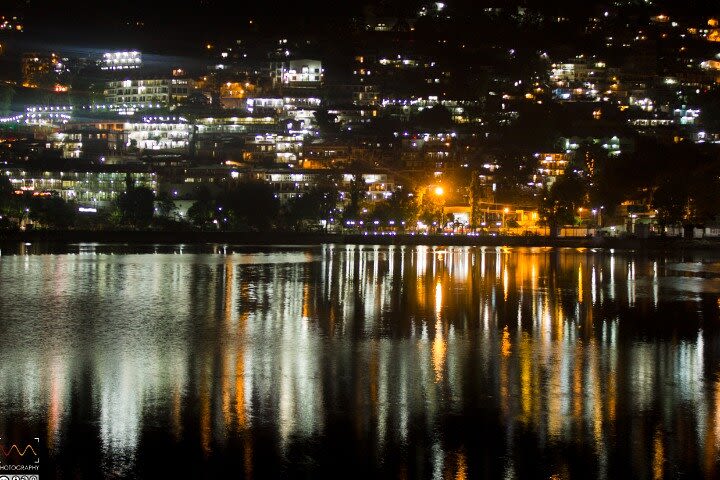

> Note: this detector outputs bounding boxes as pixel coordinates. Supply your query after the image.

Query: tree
[541,172,586,236]
[411,106,453,130]
[187,198,218,229]
[220,180,280,231]
[700,89,720,133]
[685,162,720,226]
[313,109,339,134]
[0,85,16,116]
[0,175,18,227]
[342,174,366,221]
[469,172,485,230]
[503,103,568,150]
[652,178,688,232]
[494,149,532,191]
[156,192,178,219]
[285,185,340,231]
[28,195,77,229]
[0,177,25,222]
[117,187,155,227]
[417,188,444,228]
[590,152,634,218]
[0,175,12,198]
[368,190,418,228]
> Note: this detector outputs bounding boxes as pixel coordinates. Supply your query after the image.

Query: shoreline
[3,230,720,251]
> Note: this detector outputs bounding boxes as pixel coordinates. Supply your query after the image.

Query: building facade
[104,79,195,108]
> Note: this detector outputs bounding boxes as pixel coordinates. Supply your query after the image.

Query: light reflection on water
[0,244,719,478]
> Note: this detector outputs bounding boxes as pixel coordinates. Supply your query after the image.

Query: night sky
[9,0,719,53]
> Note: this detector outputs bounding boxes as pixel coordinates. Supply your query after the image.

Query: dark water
[1,243,720,479]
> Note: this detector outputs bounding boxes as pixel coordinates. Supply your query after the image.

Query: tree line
[0,175,432,232]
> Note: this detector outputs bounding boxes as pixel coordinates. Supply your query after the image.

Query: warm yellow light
[503,207,509,213]
[578,207,584,213]
[434,186,444,196]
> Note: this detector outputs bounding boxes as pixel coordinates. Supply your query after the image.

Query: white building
[258,170,393,204]
[245,134,304,165]
[125,116,192,151]
[104,78,194,109]
[101,51,142,71]
[271,60,323,87]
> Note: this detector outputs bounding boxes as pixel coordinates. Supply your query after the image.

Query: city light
[0,2,718,475]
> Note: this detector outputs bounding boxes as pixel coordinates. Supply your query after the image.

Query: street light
[430,185,445,232]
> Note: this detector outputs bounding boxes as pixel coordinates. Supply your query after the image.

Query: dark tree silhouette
[117,187,155,227]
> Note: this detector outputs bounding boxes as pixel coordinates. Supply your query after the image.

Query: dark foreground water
[1,243,720,479]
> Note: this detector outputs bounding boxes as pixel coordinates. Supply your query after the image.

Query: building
[104,78,195,109]
[532,152,569,187]
[560,135,634,156]
[549,57,619,102]
[271,59,323,87]
[302,142,352,168]
[4,167,157,207]
[24,106,73,126]
[243,134,303,165]
[21,53,67,89]
[257,170,394,204]
[125,116,192,151]
[46,128,128,160]
[100,51,142,71]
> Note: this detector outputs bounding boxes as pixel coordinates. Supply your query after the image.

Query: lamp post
[432,185,445,233]
[592,209,597,235]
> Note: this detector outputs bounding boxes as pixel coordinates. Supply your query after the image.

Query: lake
[0,243,719,479]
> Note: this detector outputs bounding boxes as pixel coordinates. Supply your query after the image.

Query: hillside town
[1,0,719,237]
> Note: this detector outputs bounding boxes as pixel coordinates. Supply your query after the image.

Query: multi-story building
[125,116,192,151]
[100,51,142,71]
[400,133,459,170]
[550,57,619,102]
[104,78,195,109]
[270,59,323,88]
[243,134,303,165]
[532,152,569,187]
[4,167,157,207]
[257,170,394,204]
[46,128,128,160]
[193,116,283,160]
[353,85,380,106]
[302,142,352,168]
